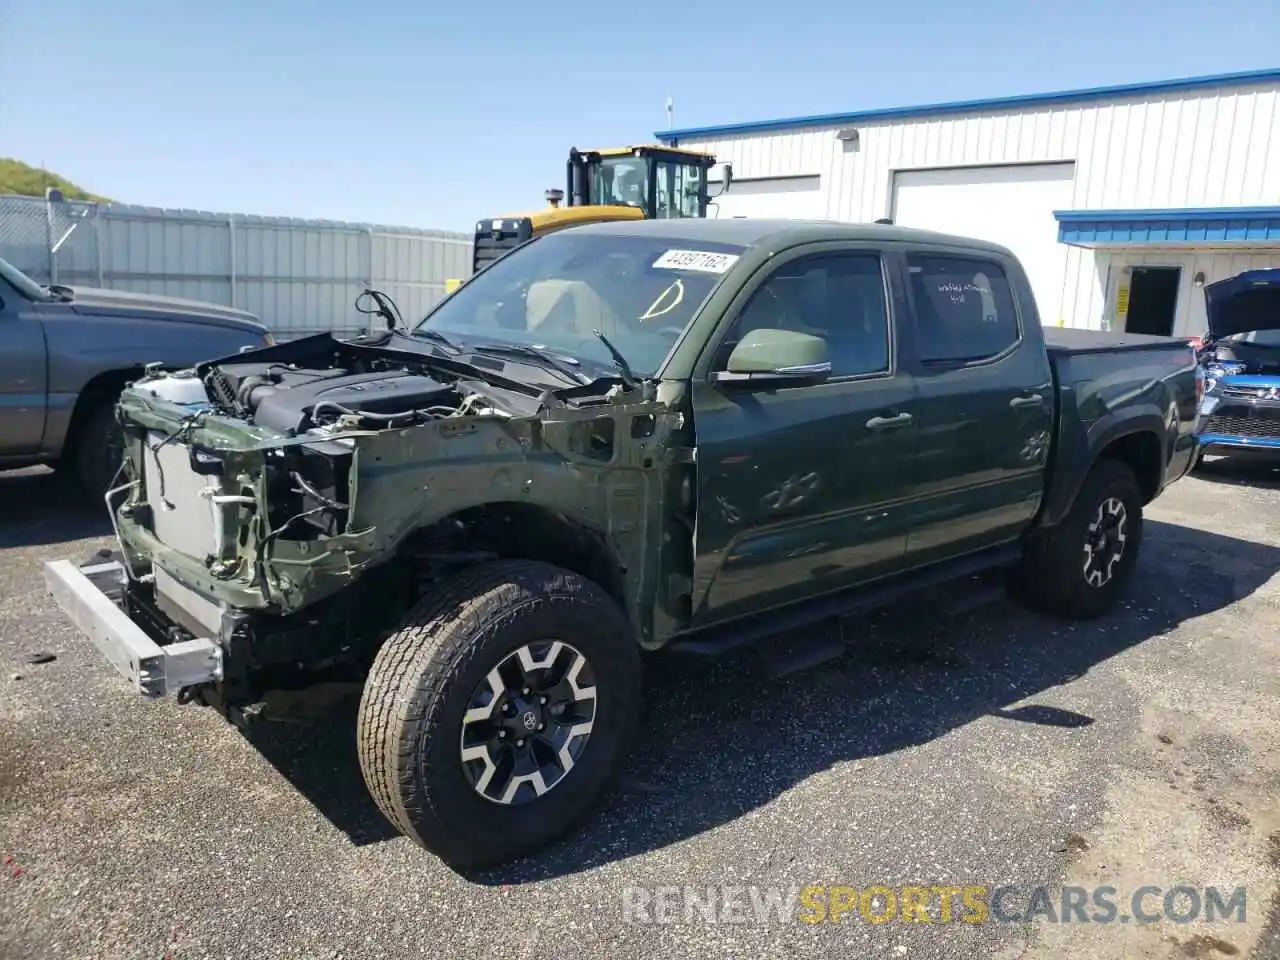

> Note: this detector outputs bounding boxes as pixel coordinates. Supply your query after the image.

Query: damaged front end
[1197,270,1280,452]
[43,331,686,718]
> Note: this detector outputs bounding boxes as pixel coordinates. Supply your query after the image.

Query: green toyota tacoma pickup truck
[43,218,1201,870]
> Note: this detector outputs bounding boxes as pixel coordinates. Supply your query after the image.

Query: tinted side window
[719,251,891,378]
[907,254,1019,364]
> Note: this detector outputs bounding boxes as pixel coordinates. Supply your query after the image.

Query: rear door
[897,246,1054,564]
[0,277,48,457]
[687,242,920,628]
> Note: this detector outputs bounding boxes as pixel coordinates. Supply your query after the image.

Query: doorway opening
[1124,266,1181,336]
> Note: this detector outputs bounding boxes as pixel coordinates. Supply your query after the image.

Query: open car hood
[1204,268,1280,340]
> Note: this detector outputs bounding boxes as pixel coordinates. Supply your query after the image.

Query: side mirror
[709,162,734,198]
[711,328,831,388]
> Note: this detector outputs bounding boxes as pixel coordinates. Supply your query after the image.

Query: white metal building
[659,68,1280,338]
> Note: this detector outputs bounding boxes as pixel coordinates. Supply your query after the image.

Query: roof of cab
[565,216,1014,256]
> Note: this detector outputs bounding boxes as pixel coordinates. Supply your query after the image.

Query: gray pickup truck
[1,255,272,493]
[41,219,1199,871]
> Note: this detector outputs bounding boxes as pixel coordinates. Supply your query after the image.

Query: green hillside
[0,158,113,203]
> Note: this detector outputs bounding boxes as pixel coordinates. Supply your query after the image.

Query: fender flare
[1040,408,1170,528]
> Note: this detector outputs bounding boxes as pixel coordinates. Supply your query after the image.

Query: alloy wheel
[1083,496,1128,588]
[459,640,598,805]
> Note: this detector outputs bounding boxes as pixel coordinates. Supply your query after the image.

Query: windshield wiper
[409,328,462,354]
[593,330,637,389]
[471,343,592,385]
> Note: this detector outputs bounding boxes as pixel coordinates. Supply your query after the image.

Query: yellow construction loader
[444,144,731,293]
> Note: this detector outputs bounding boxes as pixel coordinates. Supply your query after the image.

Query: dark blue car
[1196,269,1280,461]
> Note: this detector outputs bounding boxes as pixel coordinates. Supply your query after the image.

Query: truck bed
[1039,323,1199,532]
[1044,326,1192,356]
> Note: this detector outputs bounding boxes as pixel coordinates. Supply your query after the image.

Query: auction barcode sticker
[652,249,741,274]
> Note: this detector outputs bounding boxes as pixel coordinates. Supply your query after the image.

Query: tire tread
[356,559,638,868]
[1015,458,1144,620]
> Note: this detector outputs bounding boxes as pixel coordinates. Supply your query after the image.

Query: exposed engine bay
[201,332,560,433]
[134,329,607,437]
[1201,338,1280,377]
[208,364,484,435]
[123,328,637,560]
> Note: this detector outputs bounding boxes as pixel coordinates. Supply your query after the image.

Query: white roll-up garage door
[890,162,1076,325]
[707,175,824,220]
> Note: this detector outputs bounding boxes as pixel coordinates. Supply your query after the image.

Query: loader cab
[567,145,722,221]
[445,145,728,292]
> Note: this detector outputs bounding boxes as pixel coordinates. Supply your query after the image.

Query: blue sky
[2,0,1277,232]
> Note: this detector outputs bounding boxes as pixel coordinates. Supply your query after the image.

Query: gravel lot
[2,459,1279,960]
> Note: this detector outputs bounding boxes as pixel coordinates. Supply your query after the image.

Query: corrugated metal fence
[0,192,473,339]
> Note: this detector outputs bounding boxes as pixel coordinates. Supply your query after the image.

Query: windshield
[0,255,50,300]
[414,231,746,377]
[590,157,650,210]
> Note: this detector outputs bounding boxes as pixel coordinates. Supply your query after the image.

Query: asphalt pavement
[2,459,1279,960]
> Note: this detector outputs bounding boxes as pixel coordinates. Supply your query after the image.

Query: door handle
[866,412,914,431]
[1010,393,1044,409]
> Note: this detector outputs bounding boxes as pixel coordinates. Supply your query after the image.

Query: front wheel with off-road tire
[1013,458,1145,620]
[356,559,641,870]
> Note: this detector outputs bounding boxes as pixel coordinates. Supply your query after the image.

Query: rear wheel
[356,559,640,870]
[1014,459,1144,620]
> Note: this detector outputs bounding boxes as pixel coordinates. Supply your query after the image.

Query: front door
[688,245,919,629]
[0,278,48,458]
[898,248,1055,564]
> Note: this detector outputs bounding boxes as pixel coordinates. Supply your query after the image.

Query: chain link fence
[0,192,472,339]
[0,192,102,286]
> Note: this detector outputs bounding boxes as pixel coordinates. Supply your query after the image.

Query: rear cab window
[906,252,1021,364]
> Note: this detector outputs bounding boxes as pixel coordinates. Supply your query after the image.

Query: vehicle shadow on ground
[243,691,400,846]
[0,468,113,549]
[1192,454,1280,490]
[474,517,1280,884]
[237,518,1280,870]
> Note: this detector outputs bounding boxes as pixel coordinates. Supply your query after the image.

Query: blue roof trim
[1053,206,1280,247]
[656,67,1280,142]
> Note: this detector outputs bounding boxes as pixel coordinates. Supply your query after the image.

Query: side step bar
[670,543,1021,658]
